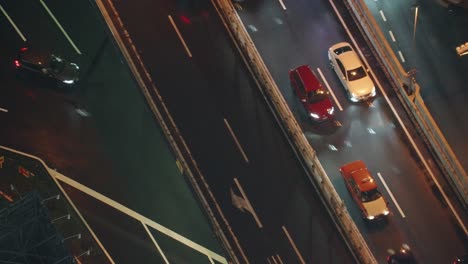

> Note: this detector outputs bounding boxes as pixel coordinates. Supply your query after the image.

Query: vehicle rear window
[333,46,352,55]
[347,67,367,81]
[307,89,328,103]
[361,189,382,202]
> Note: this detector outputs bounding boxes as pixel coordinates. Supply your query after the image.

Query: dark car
[453,254,468,263]
[14,47,80,87]
[387,244,417,264]
[289,65,334,122]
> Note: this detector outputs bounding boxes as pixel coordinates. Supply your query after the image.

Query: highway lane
[111,0,355,262]
[1,1,226,263]
[236,0,467,263]
[364,0,468,170]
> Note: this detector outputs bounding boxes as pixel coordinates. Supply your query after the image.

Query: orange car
[340,160,390,221]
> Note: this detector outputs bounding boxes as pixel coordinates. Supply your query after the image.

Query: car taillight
[14,60,20,67]
[19,47,28,52]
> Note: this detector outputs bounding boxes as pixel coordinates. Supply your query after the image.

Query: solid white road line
[330,0,467,236]
[377,172,406,218]
[278,0,287,10]
[0,108,8,113]
[53,172,228,264]
[39,0,81,54]
[389,30,396,42]
[0,4,27,41]
[234,178,263,228]
[281,226,306,264]
[379,10,387,22]
[168,15,193,58]
[224,118,249,163]
[142,223,170,264]
[317,67,343,111]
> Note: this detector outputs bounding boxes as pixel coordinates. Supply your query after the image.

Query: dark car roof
[19,48,50,65]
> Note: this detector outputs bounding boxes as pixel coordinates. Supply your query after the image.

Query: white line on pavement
[330,0,468,236]
[379,10,387,22]
[0,4,27,41]
[224,118,249,163]
[389,30,396,42]
[53,172,227,264]
[234,178,263,228]
[39,0,82,54]
[398,50,406,62]
[142,223,169,264]
[377,172,406,218]
[278,0,287,10]
[275,254,284,264]
[168,15,193,58]
[208,256,215,264]
[0,108,8,113]
[281,226,306,264]
[317,67,343,111]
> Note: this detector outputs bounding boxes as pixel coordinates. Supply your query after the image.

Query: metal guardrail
[213,0,377,263]
[344,0,467,209]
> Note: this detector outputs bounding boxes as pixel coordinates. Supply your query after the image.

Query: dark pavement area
[364,0,468,170]
[0,0,226,262]
[236,0,468,262]
[110,0,355,262]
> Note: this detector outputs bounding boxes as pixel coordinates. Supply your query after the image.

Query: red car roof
[340,160,378,192]
[295,65,321,93]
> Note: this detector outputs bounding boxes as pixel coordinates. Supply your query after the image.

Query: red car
[340,160,390,221]
[289,65,334,122]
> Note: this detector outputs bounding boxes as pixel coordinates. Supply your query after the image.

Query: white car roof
[330,42,363,70]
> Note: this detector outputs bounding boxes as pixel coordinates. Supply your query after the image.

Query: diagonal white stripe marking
[168,15,192,58]
[53,172,227,263]
[0,4,27,41]
[39,0,82,54]
[224,118,249,163]
[282,226,306,264]
[142,223,170,264]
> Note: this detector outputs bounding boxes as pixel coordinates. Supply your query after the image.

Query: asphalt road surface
[236,0,467,263]
[110,0,355,263]
[364,0,468,170]
[0,0,226,263]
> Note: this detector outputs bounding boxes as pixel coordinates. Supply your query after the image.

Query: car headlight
[370,87,376,97]
[63,79,75,84]
[327,107,334,115]
[310,113,319,119]
[383,209,390,215]
[350,93,360,102]
[366,215,375,220]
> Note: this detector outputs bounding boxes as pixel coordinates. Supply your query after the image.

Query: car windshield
[361,189,382,202]
[50,55,66,73]
[347,67,367,81]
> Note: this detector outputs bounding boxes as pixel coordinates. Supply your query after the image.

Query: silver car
[328,42,376,102]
